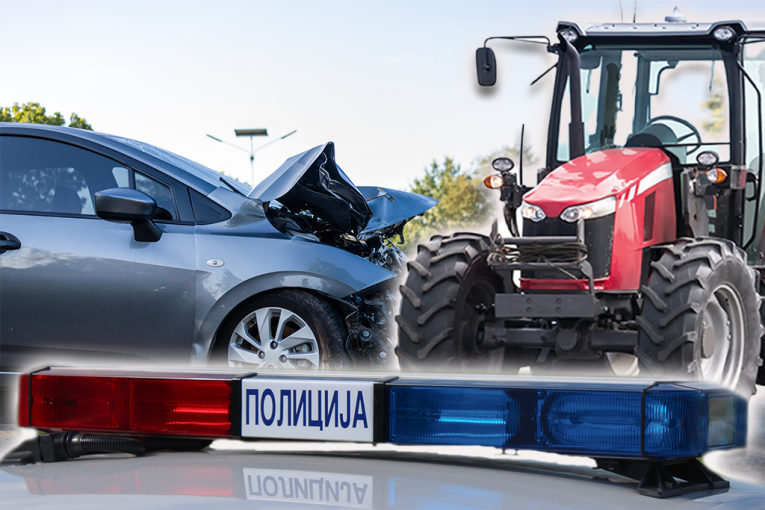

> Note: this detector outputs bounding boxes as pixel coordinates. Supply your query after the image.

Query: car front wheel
[211,289,350,371]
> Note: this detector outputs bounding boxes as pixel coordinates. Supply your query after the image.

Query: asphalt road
[1,384,763,486]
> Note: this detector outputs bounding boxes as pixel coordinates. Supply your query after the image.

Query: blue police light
[386,380,746,459]
[542,390,641,454]
[388,386,521,445]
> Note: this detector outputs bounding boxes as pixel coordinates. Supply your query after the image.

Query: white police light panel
[241,378,375,442]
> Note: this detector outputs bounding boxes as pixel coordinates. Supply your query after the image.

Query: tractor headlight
[521,201,546,222]
[558,28,578,43]
[696,150,719,167]
[560,196,616,223]
[713,26,735,42]
[492,157,515,172]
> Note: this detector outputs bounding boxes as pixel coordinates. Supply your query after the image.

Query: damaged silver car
[0,123,435,376]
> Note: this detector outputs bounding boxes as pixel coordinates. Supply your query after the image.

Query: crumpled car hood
[358,186,437,235]
[249,142,371,234]
[251,142,436,236]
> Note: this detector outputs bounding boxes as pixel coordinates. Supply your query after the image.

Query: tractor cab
[547,20,765,259]
[396,14,765,396]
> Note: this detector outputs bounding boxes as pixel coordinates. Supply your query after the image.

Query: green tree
[67,113,93,130]
[701,78,726,136]
[0,102,93,130]
[401,157,494,252]
[401,145,540,252]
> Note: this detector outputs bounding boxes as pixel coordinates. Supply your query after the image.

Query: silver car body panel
[0,214,197,368]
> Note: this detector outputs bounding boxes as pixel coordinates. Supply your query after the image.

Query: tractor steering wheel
[644,115,703,155]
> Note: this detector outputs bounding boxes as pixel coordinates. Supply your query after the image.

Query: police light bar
[18,367,746,462]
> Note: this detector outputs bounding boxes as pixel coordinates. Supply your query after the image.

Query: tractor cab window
[557,46,730,166]
[742,39,765,262]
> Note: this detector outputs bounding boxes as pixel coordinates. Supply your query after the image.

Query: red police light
[25,369,233,437]
[17,373,29,428]
[131,379,232,436]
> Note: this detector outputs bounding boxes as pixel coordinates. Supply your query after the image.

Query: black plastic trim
[26,367,50,429]
[189,188,232,224]
[596,457,730,499]
[522,215,613,279]
[230,372,258,439]
[373,376,398,444]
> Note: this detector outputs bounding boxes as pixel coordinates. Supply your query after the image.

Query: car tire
[396,233,505,372]
[636,238,763,395]
[211,289,350,371]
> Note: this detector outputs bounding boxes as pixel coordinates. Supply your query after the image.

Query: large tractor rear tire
[637,238,763,395]
[396,233,504,372]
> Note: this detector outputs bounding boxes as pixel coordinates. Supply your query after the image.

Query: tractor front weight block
[495,293,603,319]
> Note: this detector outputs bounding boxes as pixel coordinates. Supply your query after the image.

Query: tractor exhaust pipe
[558,34,585,160]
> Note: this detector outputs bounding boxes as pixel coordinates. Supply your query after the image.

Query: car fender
[189,231,396,365]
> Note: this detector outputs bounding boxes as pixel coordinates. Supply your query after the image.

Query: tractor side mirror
[476,47,496,86]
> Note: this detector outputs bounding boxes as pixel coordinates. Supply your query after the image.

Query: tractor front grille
[522,214,614,279]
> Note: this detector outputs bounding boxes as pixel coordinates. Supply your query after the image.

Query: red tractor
[397,15,765,396]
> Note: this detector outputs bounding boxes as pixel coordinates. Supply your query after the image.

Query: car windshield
[557,45,730,164]
[102,134,252,194]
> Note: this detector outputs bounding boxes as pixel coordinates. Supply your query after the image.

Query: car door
[0,134,197,370]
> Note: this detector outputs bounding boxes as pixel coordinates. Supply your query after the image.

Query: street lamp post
[247,129,298,186]
[234,128,267,184]
[207,128,297,186]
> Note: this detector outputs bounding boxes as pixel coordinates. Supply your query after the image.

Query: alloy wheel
[228,306,320,370]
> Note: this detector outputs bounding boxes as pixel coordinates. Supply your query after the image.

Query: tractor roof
[557,20,765,38]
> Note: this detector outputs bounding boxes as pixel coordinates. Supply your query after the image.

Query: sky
[1,0,764,192]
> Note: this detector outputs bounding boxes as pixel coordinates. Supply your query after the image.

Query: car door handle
[0,232,21,254]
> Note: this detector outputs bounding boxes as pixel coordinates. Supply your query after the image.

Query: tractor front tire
[396,233,504,372]
[637,238,763,395]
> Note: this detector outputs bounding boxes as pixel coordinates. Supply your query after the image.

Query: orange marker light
[707,168,727,184]
[484,174,504,189]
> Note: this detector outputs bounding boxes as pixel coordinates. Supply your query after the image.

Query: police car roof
[2,442,764,509]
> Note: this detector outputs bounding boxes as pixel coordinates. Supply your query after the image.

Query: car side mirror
[476,47,496,86]
[95,188,163,242]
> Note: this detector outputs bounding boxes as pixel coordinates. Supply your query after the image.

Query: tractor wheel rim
[227,306,320,370]
[606,353,640,377]
[700,284,744,388]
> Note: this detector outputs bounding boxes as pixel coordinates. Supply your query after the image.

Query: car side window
[112,166,130,188]
[0,136,125,216]
[135,172,176,220]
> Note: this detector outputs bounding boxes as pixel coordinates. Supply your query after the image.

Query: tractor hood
[523,148,671,218]
[251,142,436,238]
